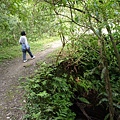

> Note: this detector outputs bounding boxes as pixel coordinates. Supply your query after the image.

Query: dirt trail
[0,40,62,120]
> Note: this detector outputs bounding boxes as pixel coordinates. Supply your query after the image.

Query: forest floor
[0,40,62,120]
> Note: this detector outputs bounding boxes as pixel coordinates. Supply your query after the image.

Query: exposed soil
[0,40,62,120]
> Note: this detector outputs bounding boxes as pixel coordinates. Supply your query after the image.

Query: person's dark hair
[21,31,26,36]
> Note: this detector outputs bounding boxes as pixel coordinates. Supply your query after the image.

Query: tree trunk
[101,37,114,120]
[106,24,120,72]
[103,15,120,72]
[89,16,114,120]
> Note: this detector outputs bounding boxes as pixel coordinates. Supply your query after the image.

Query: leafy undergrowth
[22,34,120,120]
[22,62,75,120]
[22,58,120,120]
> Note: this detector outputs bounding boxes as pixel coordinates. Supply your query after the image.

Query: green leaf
[78,97,90,104]
[37,91,49,97]
[98,98,108,105]
[113,103,120,109]
[104,113,109,120]
[32,112,41,119]
[32,84,40,88]
[101,67,106,80]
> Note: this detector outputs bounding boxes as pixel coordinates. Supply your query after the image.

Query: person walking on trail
[19,31,35,63]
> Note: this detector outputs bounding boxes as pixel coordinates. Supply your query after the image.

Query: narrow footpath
[0,40,62,120]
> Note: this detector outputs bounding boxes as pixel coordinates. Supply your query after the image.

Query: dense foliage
[23,63,75,120]
[0,0,56,46]
[23,34,120,120]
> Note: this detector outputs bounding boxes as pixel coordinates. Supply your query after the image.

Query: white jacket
[19,36,29,49]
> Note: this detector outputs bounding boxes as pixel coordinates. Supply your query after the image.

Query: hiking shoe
[23,60,27,63]
[32,56,35,59]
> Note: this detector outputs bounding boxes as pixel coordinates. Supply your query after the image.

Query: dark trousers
[22,48,33,60]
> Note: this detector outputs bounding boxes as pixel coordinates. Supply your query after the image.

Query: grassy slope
[0,37,59,63]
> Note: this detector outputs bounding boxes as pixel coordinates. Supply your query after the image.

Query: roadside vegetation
[22,34,120,120]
